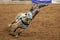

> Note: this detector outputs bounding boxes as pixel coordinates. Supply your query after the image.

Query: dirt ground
[0,4,60,40]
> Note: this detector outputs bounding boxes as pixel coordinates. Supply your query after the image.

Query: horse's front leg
[9,23,19,36]
[8,20,16,28]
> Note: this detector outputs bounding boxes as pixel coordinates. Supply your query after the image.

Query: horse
[8,12,33,37]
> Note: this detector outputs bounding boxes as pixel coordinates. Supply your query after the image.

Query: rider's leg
[32,4,49,19]
[39,4,48,8]
[32,11,39,19]
[30,4,38,12]
[32,8,40,19]
[30,4,48,12]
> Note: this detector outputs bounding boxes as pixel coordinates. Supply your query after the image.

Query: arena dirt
[0,4,60,40]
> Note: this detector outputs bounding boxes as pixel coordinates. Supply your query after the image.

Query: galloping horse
[8,4,48,37]
[8,12,33,37]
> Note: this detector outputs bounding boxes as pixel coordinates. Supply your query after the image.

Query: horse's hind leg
[14,27,25,37]
[16,28,25,35]
[9,23,25,37]
[9,23,22,37]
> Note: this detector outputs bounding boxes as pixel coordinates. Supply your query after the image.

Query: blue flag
[32,0,51,4]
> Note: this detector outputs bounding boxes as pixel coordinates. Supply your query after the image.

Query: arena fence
[0,0,32,4]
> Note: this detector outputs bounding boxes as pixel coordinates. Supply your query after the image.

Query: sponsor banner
[32,0,52,4]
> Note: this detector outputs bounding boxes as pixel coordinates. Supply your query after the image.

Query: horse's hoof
[9,33,15,36]
[15,34,19,38]
[9,32,15,36]
[8,24,12,28]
